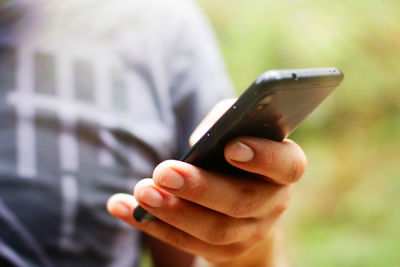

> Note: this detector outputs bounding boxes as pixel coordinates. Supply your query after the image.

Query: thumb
[189,98,237,147]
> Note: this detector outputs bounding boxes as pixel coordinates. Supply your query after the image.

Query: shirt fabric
[0,0,234,266]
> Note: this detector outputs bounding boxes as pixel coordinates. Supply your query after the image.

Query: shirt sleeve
[165,0,235,156]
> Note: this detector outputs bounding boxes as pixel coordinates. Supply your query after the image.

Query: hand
[107,136,306,263]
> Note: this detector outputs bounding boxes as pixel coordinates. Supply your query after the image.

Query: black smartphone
[134,67,344,222]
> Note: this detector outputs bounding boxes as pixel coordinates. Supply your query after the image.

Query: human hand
[107,100,307,264]
[107,142,306,263]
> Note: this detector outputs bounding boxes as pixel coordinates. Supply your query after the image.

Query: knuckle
[252,231,266,243]
[261,140,276,167]
[188,173,209,201]
[222,244,248,260]
[230,187,258,218]
[165,230,189,248]
[271,186,291,217]
[271,203,289,217]
[251,224,267,243]
[206,228,228,245]
[289,155,306,183]
[206,244,249,263]
[205,219,234,245]
[162,196,183,224]
[251,220,269,243]
[268,144,277,166]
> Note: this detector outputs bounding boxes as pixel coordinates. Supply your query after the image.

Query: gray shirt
[0,0,233,266]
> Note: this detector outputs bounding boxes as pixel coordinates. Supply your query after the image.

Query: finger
[152,161,291,218]
[189,98,236,147]
[107,193,254,262]
[224,137,307,185]
[133,179,266,245]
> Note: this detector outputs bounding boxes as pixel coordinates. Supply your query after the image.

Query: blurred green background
[197,0,400,266]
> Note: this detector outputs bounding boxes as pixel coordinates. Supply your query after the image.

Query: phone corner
[255,70,284,84]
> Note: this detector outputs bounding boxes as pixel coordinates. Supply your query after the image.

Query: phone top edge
[255,67,343,85]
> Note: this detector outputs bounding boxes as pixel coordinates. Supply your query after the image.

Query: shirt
[0,0,233,266]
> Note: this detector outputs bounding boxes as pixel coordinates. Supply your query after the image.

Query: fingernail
[227,141,254,162]
[111,202,130,217]
[138,187,163,208]
[159,168,184,190]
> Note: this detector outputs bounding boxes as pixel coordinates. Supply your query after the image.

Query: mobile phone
[134,67,344,222]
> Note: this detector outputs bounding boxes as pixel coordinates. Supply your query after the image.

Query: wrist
[193,230,286,267]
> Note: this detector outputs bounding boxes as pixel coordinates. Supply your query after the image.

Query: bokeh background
[197,0,400,266]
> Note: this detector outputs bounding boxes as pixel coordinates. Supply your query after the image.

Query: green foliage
[198,0,400,266]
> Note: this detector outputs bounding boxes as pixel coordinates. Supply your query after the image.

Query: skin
[107,100,307,266]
